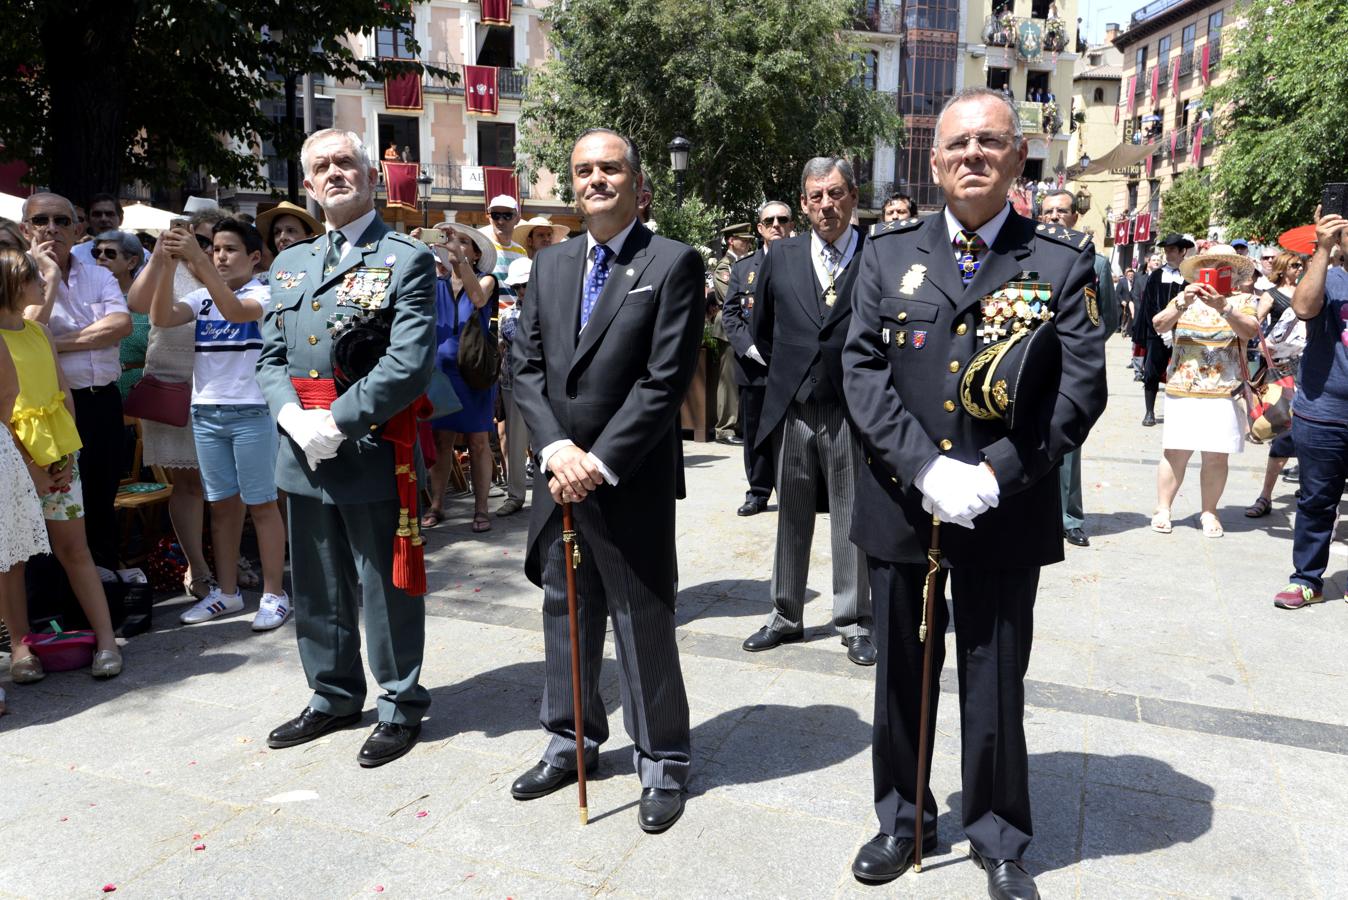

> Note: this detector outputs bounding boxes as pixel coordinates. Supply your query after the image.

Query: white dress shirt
[325,208,379,262]
[1162,263,1185,285]
[943,202,1012,254]
[47,261,130,389]
[538,217,641,487]
[809,226,858,291]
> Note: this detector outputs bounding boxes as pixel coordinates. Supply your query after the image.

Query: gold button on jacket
[939,439,953,451]
[948,360,960,373]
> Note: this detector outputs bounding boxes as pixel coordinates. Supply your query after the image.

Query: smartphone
[1321,182,1348,218]
[1198,266,1233,295]
[169,217,190,231]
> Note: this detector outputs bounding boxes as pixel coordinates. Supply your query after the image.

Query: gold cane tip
[913,862,923,874]
[579,806,589,826]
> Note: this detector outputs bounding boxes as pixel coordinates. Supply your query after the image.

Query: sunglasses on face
[760,215,791,226]
[91,248,121,260]
[489,211,515,222]
[28,214,72,228]
[195,234,213,250]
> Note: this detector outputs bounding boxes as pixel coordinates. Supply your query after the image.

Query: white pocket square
[627,285,654,295]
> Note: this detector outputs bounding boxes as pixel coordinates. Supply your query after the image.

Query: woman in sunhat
[512,215,569,259]
[255,200,321,262]
[1149,243,1260,537]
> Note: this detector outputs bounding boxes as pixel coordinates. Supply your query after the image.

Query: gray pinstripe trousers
[536,504,691,790]
[765,398,871,638]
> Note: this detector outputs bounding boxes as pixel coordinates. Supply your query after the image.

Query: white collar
[586,217,639,261]
[944,203,1012,250]
[327,208,378,248]
[809,226,857,262]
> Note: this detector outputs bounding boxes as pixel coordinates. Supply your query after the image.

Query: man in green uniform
[257,128,437,768]
[712,222,756,442]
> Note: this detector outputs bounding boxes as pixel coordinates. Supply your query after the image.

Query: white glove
[915,455,999,528]
[746,345,766,366]
[277,403,344,470]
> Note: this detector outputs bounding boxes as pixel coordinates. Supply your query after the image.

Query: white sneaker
[180,588,244,625]
[252,592,292,632]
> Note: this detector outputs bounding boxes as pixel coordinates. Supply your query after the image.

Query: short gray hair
[21,192,76,221]
[572,128,642,177]
[300,129,376,178]
[935,87,1025,145]
[799,158,856,198]
[757,199,792,220]
[94,230,146,273]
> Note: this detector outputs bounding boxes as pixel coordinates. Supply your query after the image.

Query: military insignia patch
[335,267,392,310]
[279,271,306,290]
[899,264,927,296]
[747,271,756,285]
[882,327,891,346]
[1085,286,1101,326]
[912,330,927,349]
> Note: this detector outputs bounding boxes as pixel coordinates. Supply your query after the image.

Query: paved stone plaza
[3,339,1347,899]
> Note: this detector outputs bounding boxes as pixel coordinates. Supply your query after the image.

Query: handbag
[122,373,191,427]
[1237,331,1295,444]
[454,296,500,392]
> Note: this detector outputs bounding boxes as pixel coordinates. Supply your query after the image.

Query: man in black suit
[741,157,874,667]
[508,128,704,834]
[721,200,795,515]
[843,87,1108,898]
[1115,265,1138,334]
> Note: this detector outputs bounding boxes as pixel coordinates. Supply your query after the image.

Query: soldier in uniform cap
[710,222,757,442]
[843,87,1108,898]
[257,128,437,768]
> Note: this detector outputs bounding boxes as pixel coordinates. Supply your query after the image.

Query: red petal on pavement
[193,843,206,851]
[192,834,201,840]
[374,887,385,893]
[415,810,428,818]
[101,885,116,893]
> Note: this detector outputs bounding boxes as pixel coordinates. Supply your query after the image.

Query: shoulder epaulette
[1034,222,1092,250]
[731,250,761,272]
[869,217,923,238]
[386,231,422,248]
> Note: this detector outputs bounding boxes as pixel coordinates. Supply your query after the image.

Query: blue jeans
[192,404,278,505]
[1289,417,1348,593]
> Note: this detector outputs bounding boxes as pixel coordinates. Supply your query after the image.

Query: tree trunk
[40,1,139,206]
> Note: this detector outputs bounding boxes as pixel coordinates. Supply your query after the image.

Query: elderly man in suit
[257,128,436,768]
[843,87,1108,898]
[509,128,705,833]
[721,201,794,514]
[741,157,875,667]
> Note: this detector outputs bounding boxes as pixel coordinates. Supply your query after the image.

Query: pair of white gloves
[277,403,345,471]
[913,455,1000,529]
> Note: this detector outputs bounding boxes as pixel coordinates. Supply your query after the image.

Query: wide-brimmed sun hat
[512,215,569,246]
[1178,243,1258,283]
[255,201,321,239]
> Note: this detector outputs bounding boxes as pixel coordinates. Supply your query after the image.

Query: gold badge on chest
[336,267,392,310]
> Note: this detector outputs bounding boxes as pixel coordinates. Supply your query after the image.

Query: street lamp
[417,169,434,227]
[668,135,691,208]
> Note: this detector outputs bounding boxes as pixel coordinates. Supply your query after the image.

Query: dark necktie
[954,230,988,285]
[581,243,611,330]
[323,230,346,275]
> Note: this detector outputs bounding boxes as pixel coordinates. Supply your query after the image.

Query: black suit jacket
[511,221,704,605]
[720,248,767,387]
[843,211,1108,568]
[751,227,867,449]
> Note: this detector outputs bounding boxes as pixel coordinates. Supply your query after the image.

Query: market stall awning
[1078,141,1162,176]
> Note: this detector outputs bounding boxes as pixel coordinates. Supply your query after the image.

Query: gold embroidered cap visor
[959,321,1061,430]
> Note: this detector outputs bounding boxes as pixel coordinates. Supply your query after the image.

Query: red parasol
[1278,224,1316,255]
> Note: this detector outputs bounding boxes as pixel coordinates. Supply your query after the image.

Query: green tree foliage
[1210,0,1348,238]
[0,2,448,205]
[518,0,903,235]
[1156,170,1212,237]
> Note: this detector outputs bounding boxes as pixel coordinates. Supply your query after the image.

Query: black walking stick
[561,502,589,825]
[913,515,942,873]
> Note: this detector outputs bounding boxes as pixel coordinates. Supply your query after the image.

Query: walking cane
[912,515,942,873]
[561,502,589,825]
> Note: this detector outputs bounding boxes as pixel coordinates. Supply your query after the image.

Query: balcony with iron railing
[264,159,531,199]
[360,56,530,99]
[981,14,1073,55]
[848,0,901,35]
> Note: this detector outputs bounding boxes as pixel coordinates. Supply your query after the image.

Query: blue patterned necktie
[581,243,611,330]
[954,230,987,285]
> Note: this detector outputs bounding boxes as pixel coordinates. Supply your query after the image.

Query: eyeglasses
[194,234,213,250]
[91,248,120,260]
[760,215,792,226]
[941,131,1016,154]
[489,211,516,222]
[27,214,72,228]
[1290,262,1305,268]
[805,187,850,204]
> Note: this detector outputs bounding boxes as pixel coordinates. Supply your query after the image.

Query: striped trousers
[765,398,871,638]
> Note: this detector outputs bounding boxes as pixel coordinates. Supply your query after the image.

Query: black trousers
[870,559,1037,861]
[72,384,124,569]
[739,384,774,501]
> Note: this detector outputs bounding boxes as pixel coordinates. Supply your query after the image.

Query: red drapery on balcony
[383,68,423,112]
[382,161,420,211]
[1127,76,1137,115]
[1134,212,1152,244]
[1169,129,1178,164]
[480,0,511,25]
[1192,124,1205,167]
[464,65,499,115]
[1200,44,1211,85]
[1149,65,1159,103]
[483,167,518,208]
[1115,217,1132,246]
[1170,57,1180,95]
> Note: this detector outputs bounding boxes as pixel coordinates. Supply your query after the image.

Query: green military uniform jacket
[257,214,436,504]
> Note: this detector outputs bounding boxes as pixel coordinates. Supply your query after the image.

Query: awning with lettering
[1078,141,1161,176]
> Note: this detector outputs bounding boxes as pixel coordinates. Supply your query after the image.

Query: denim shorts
[192,404,278,505]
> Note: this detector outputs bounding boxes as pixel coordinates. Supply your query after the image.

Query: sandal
[472,512,492,533]
[184,574,214,600]
[420,508,444,529]
[1150,508,1173,534]
[1245,496,1272,518]
[1200,512,1224,538]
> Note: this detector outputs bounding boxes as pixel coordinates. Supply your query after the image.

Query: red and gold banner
[1200,44,1211,85]
[382,68,423,112]
[1127,76,1137,115]
[480,0,511,25]
[382,161,420,211]
[1134,212,1152,244]
[464,64,499,115]
[1115,217,1132,246]
[1192,123,1205,167]
[483,167,518,208]
[1149,65,1160,103]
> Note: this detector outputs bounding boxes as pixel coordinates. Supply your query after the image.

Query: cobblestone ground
[3,337,1347,899]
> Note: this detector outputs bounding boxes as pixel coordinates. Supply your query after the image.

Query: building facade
[1065,34,1123,243]
[846,0,905,213]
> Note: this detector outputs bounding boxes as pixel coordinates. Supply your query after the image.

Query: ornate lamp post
[668,135,691,208]
[417,169,434,228]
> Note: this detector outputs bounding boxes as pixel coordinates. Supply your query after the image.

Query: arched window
[1094,87,1105,102]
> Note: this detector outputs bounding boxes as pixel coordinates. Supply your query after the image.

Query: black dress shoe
[267,707,362,749]
[726,434,745,446]
[851,832,939,883]
[638,787,684,833]
[969,848,1040,900]
[1141,412,1156,427]
[742,626,804,652]
[843,635,876,666]
[510,757,598,800]
[357,721,421,768]
[737,497,767,517]
[1064,527,1090,547]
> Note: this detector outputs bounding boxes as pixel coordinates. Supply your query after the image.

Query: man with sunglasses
[481,194,527,313]
[722,201,795,514]
[20,193,133,570]
[72,193,148,268]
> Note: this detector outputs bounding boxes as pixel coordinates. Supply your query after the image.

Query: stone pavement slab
[3,337,1347,898]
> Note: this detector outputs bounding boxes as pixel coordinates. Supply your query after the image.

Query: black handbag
[454,297,500,392]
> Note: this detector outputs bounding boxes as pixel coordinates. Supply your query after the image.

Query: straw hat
[512,215,569,247]
[1178,243,1257,283]
[255,201,321,239]
[432,220,497,275]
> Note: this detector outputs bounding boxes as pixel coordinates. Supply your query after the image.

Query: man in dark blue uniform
[843,87,1108,899]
